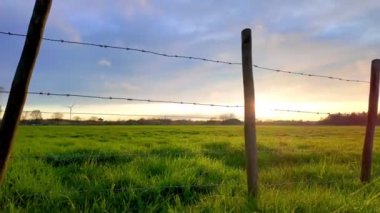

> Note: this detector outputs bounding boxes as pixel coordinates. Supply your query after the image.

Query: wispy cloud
[102,81,139,92]
[97,58,112,67]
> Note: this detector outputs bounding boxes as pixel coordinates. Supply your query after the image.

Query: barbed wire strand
[0,31,240,66]
[274,109,331,115]
[0,31,369,83]
[0,90,243,108]
[253,65,369,83]
[1,91,338,115]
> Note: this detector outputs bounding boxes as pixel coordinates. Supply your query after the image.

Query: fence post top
[372,59,380,65]
[241,29,252,44]
[242,28,251,34]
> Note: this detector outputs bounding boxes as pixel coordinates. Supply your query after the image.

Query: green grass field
[1,125,380,212]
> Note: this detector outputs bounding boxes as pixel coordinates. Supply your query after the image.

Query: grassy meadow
[0,125,380,212]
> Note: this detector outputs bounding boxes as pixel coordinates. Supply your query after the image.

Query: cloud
[47,15,82,42]
[97,58,112,67]
[102,81,139,92]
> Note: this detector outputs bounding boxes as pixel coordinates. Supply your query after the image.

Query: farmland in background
[1,125,380,212]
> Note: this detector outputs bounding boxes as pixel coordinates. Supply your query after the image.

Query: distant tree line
[259,112,372,126]
[8,111,378,126]
[17,110,244,126]
[19,117,244,126]
[318,112,369,125]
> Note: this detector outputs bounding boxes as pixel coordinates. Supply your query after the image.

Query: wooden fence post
[0,0,52,185]
[361,59,380,183]
[241,28,258,196]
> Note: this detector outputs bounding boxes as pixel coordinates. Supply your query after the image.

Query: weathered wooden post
[241,28,258,196]
[0,0,52,185]
[361,59,380,183]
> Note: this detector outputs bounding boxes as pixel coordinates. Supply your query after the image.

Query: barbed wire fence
[0,28,378,201]
[0,30,369,122]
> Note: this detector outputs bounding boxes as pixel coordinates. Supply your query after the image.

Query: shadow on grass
[43,150,134,167]
[0,190,46,209]
[200,141,367,175]
[36,147,223,211]
[148,146,196,158]
[51,172,219,211]
[108,178,220,211]
[201,142,282,170]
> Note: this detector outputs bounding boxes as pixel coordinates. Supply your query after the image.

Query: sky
[0,0,379,121]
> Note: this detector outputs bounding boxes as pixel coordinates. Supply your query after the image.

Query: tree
[221,118,243,125]
[51,112,64,120]
[21,111,29,120]
[88,116,98,121]
[219,113,236,120]
[30,110,43,120]
[73,116,81,121]
[319,112,367,125]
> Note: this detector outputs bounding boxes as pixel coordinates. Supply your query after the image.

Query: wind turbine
[66,104,75,120]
